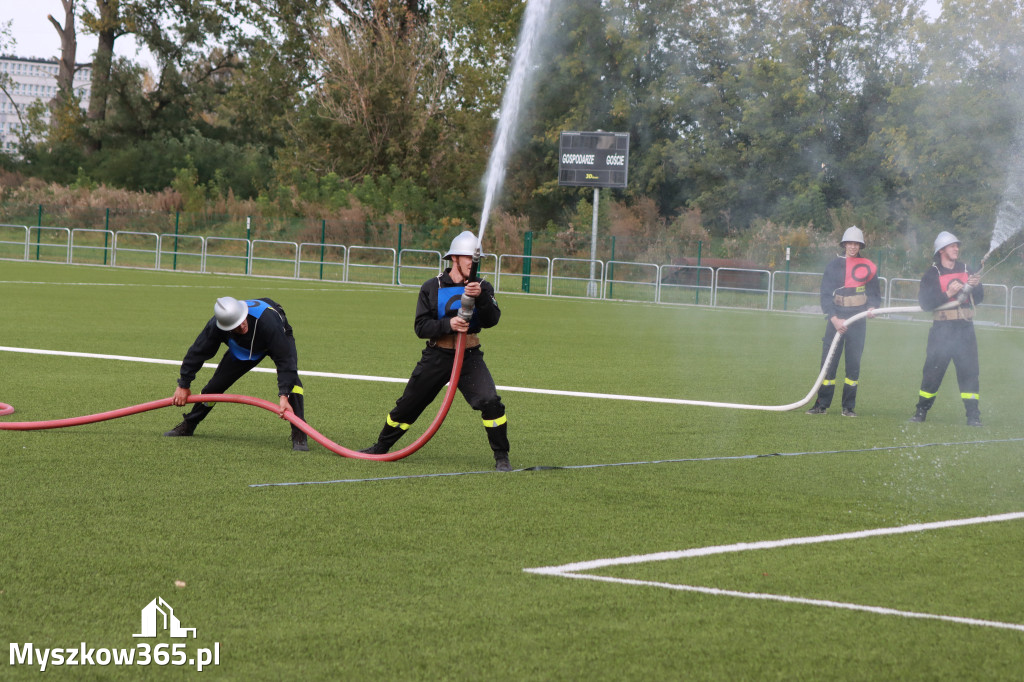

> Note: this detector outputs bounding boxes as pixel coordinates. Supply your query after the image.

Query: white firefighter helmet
[444,230,480,259]
[214,296,249,331]
[933,231,960,255]
[841,226,865,246]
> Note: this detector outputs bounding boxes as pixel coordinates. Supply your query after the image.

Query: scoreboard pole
[589,188,599,297]
[558,131,629,298]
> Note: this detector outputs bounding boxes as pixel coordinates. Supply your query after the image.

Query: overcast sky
[1,0,151,67]
[3,0,943,71]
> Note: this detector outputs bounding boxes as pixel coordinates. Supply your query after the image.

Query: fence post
[104,208,110,265]
[396,223,402,284]
[609,236,616,299]
[783,247,791,311]
[35,204,42,260]
[319,219,326,280]
[173,212,180,270]
[695,240,702,305]
[522,231,533,293]
[245,216,251,275]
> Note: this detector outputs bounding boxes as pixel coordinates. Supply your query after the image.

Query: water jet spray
[476,0,555,251]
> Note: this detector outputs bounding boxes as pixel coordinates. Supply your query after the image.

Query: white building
[0,55,92,153]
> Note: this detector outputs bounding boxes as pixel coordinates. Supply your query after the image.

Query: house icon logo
[133,597,197,639]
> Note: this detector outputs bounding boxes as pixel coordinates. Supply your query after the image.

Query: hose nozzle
[956,267,984,304]
[457,292,476,322]
[458,253,481,322]
[955,283,975,304]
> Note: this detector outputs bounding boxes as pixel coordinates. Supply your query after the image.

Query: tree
[47,0,79,114]
[875,0,1024,250]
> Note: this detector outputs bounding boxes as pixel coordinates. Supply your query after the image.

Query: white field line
[0,345,737,400]
[0,280,376,293]
[524,511,1024,632]
[0,345,407,384]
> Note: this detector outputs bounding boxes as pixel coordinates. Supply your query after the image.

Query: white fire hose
[675,303,959,412]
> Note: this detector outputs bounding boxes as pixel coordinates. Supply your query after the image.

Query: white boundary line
[0,345,751,401]
[524,511,1024,632]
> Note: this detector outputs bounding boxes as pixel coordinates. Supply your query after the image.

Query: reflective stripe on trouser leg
[482,414,509,456]
[815,379,836,408]
[288,383,306,437]
[916,389,936,411]
[841,378,858,412]
[386,414,411,430]
[368,414,410,452]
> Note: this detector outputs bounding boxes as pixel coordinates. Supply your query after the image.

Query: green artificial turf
[1,260,1022,680]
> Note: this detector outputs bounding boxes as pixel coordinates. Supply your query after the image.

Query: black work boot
[168,401,214,436]
[291,427,309,451]
[494,452,512,472]
[163,417,196,437]
[909,395,934,423]
[964,398,982,427]
[805,404,827,415]
[359,421,405,455]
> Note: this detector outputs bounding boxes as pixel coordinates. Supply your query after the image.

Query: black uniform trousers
[916,321,980,418]
[388,345,508,455]
[813,316,867,411]
[182,350,305,433]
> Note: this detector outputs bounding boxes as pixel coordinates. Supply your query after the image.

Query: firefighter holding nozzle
[360,231,512,471]
[806,226,881,418]
[909,231,984,426]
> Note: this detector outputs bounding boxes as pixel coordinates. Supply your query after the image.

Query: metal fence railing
[3,225,1022,328]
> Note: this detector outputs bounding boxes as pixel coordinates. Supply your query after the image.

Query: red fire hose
[0,334,467,462]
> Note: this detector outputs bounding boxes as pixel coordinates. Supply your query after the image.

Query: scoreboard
[558,131,630,188]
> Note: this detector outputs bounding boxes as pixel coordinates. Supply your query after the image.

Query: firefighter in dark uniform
[360,231,511,471]
[909,231,984,426]
[806,226,881,417]
[163,296,309,451]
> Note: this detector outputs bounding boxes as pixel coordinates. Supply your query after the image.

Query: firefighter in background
[909,231,984,426]
[360,231,512,471]
[163,296,309,451]
[805,226,881,417]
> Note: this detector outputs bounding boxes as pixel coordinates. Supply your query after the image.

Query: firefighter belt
[430,333,480,349]
[933,308,975,321]
[834,293,868,306]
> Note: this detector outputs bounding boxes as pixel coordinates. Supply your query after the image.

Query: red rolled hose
[0,333,467,462]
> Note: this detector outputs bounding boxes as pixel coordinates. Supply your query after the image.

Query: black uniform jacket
[819,254,882,319]
[413,270,501,340]
[176,298,300,395]
[918,262,983,312]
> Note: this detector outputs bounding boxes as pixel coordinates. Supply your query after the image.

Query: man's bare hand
[171,386,191,406]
